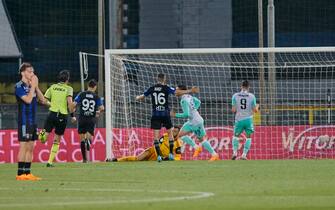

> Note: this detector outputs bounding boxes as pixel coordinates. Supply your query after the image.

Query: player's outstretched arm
[191,86,200,93]
[136,94,145,101]
[175,86,199,96]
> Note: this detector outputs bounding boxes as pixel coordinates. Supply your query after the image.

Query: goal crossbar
[105,46,335,55]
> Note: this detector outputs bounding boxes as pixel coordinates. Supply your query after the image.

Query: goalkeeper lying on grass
[112,127,183,161]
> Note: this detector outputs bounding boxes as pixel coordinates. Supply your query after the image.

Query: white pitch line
[0,187,214,208]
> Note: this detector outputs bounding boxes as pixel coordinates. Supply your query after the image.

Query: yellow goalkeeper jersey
[159,133,183,160]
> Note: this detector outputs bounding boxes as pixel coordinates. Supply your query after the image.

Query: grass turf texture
[0,160,334,210]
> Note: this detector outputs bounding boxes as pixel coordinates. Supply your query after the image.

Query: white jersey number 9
[240,98,247,110]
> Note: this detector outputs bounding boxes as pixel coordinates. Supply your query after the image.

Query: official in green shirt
[38,70,75,167]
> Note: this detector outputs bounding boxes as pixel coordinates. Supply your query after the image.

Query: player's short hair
[19,62,33,74]
[174,126,181,130]
[58,70,70,82]
[88,79,97,88]
[241,80,249,88]
[157,73,165,82]
[177,85,187,90]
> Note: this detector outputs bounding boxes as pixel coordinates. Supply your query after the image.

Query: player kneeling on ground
[113,127,183,161]
[72,79,104,163]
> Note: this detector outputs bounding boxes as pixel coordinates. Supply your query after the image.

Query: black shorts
[44,111,68,135]
[78,117,96,135]
[18,124,38,142]
[151,116,173,130]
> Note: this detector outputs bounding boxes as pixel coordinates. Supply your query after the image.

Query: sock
[85,139,91,151]
[17,162,25,176]
[80,140,87,161]
[181,136,197,148]
[243,138,252,157]
[85,139,91,161]
[153,140,162,156]
[232,137,239,155]
[169,139,174,154]
[202,140,216,155]
[24,162,31,175]
[118,156,137,161]
[48,142,60,164]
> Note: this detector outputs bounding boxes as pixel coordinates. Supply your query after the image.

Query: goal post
[104,51,112,161]
[105,47,335,160]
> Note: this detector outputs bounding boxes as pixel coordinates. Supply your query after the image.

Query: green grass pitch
[0,160,335,210]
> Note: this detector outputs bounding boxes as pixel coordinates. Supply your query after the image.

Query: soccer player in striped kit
[15,63,46,180]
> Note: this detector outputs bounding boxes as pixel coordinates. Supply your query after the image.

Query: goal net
[104,47,335,160]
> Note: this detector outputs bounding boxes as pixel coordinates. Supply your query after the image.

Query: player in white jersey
[170,85,219,161]
[231,80,259,160]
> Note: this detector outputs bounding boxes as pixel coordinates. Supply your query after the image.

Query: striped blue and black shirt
[15,81,37,127]
[144,84,176,117]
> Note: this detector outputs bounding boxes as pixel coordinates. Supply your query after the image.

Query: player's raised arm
[29,74,43,103]
[17,74,37,104]
[137,85,154,101]
[32,75,46,104]
[136,94,145,101]
[35,86,48,105]
[175,86,199,96]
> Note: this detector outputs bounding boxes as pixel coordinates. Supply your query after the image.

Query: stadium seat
[71,82,82,92]
[2,94,16,104]
[38,82,48,93]
[4,83,15,94]
[0,83,6,94]
[253,111,261,125]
